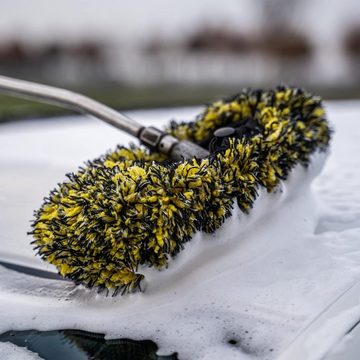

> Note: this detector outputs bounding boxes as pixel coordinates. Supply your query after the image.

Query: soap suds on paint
[0,342,42,360]
[1,102,360,359]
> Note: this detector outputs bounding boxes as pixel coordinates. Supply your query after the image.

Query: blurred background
[0,0,359,121]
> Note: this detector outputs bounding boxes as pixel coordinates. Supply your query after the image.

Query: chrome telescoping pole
[0,75,209,160]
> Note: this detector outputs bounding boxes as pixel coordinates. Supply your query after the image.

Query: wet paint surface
[0,103,360,359]
[0,329,176,360]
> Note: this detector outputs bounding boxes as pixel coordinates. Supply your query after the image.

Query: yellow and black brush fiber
[30,86,331,295]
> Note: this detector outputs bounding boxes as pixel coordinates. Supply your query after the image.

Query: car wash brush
[0,76,331,296]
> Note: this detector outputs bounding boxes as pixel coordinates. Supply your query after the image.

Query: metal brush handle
[0,75,209,160]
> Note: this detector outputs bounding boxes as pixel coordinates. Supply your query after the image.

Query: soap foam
[0,342,42,360]
[1,102,360,359]
[0,152,328,360]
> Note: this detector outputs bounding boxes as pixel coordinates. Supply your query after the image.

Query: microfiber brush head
[30,86,331,295]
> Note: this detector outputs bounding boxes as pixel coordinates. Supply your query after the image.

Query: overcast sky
[0,0,259,43]
[0,0,359,45]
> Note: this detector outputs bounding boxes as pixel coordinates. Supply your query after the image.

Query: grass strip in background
[0,84,359,124]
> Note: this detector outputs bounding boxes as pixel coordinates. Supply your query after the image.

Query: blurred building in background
[0,0,359,99]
